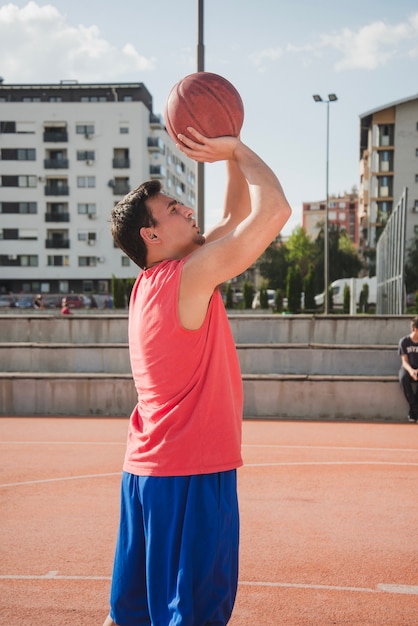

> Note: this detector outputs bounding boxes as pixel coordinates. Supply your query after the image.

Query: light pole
[313,93,337,314]
[196,0,205,231]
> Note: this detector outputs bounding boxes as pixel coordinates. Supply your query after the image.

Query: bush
[242,281,255,309]
[225,283,234,309]
[343,283,350,314]
[260,286,269,309]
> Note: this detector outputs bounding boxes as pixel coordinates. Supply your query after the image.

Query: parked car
[252,289,276,310]
[15,294,36,308]
[0,294,16,308]
[42,294,60,308]
[62,294,85,308]
[407,292,417,307]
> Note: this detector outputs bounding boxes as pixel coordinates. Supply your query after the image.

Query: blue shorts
[109,470,239,626]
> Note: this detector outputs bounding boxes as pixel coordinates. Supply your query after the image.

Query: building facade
[302,189,359,246]
[0,81,196,297]
[359,94,418,271]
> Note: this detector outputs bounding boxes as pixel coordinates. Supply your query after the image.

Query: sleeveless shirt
[123,257,243,476]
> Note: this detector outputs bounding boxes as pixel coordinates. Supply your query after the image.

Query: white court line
[2,460,418,489]
[0,573,417,595]
[1,442,418,454]
[244,461,418,467]
[0,472,121,488]
[0,441,125,445]
[244,444,418,453]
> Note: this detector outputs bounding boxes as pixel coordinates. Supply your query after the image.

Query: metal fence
[376,188,407,314]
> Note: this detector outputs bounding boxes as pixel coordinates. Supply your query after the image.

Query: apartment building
[0,81,196,297]
[302,189,359,246]
[359,94,418,268]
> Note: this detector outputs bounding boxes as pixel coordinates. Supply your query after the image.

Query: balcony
[150,165,166,179]
[45,213,70,222]
[45,238,70,249]
[147,137,164,153]
[43,130,68,142]
[113,183,130,195]
[44,159,69,169]
[149,113,163,129]
[45,186,69,196]
[112,157,130,168]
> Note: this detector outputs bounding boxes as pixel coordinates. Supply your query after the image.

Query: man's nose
[182,206,194,218]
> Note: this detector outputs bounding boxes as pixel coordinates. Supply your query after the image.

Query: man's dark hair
[111,180,161,269]
[411,316,418,331]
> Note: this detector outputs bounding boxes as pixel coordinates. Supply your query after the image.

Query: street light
[312,93,338,314]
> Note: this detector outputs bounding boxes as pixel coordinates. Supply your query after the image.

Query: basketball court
[1,417,417,625]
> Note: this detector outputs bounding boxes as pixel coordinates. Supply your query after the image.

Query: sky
[0,0,417,235]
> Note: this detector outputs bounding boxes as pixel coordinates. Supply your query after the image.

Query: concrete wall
[0,313,412,421]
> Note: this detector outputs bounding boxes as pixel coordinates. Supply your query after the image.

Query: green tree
[274,289,283,313]
[225,283,234,309]
[303,265,316,311]
[313,224,363,294]
[111,275,126,309]
[343,283,350,314]
[242,280,254,309]
[286,225,315,280]
[286,265,303,313]
[259,286,269,309]
[405,235,418,292]
[257,237,289,292]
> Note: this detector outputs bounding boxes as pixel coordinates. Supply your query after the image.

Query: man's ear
[140,227,160,244]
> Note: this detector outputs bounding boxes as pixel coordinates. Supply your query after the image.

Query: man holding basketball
[103,127,291,626]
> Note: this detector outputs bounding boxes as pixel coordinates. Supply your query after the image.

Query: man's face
[147,193,205,257]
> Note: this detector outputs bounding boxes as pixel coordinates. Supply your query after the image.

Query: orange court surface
[1,416,417,626]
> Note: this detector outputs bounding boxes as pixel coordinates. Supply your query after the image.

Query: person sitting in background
[33,294,44,310]
[398,316,418,423]
[60,298,72,315]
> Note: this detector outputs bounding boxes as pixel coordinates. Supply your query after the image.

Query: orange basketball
[164,72,244,143]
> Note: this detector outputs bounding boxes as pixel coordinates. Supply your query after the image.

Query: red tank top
[123,257,243,476]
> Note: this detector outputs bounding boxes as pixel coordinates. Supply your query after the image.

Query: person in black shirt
[398,316,418,422]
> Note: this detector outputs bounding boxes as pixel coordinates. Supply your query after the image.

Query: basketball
[164,72,244,143]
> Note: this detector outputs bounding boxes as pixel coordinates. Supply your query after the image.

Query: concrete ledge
[242,376,405,421]
[0,373,136,417]
[1,342,400,376]
[0,372,405,421]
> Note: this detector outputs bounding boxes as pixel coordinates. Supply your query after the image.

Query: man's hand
[176,127,239,163]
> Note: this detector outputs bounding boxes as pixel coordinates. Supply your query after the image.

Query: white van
[315,276,376,308]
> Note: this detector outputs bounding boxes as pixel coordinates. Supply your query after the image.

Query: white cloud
[248,47,283,72]
[324,17,415,71]
[0,1,156,82]
[249,12,418,73]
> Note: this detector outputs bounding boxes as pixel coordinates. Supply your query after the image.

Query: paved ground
[1,417,417,625]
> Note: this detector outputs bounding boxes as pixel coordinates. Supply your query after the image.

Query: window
[77,176,95,188]
[0,202,37,214]
[0,121,16,133]
[78,232,96,242]
[19,175,37,188]
[122,256,130,267]
[76,124,95,135]
[0,148,36,160]
[78,203,96,216]
[21,255,38,266]
[80,96,106,102]
[77,151,95,161]
[1,175,37,187]
[47,255,69,266]
[78,256,97,267]
[120,127,129,134]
